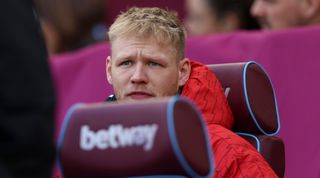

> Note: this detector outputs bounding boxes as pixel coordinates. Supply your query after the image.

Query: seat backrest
[207,61,285,178]
[57,97,214,178]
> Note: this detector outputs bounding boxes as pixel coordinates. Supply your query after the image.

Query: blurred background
[34,0,259,54]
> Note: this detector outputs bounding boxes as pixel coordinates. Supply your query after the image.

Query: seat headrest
[207,62,280,136]
[57,96,214,178]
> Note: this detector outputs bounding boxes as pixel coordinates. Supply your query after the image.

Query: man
[34,0,107,54]
[0,0,55,177]
[251,0,320,30]
[185,0,259,36]
[106,7,277,177]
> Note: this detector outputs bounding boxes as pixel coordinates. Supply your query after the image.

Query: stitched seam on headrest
[57,103,85,178]
[236,132,261,152]
[167,96,214,178]
[243,61,281,136]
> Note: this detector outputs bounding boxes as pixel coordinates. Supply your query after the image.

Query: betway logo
[80,124,158,151]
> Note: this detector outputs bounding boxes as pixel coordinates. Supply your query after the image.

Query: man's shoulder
[188,60,218,81]
[207,124,277,177]
[106,94,117,102]
[207,124,255,151]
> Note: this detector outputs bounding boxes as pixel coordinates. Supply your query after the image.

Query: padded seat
[208,61,285,178]
[57,97,214,178]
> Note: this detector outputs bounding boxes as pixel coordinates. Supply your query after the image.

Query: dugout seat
[207,61,285,178]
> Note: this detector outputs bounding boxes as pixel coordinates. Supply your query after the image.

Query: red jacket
[182,61,278,178]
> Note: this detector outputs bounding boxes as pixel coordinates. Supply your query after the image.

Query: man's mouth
[126,91,154,100]
[258,19,271,30]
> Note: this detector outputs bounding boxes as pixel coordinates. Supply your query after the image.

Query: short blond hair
[108,7,186,60]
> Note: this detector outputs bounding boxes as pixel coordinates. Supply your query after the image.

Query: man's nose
[130,63,148,84]
[251,0,265,18]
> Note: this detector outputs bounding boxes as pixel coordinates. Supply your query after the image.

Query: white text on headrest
[80,124,158,151]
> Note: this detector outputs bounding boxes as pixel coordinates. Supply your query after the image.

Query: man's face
[185,0,223,35]
[106,36,190,102]
[251,0,305,30]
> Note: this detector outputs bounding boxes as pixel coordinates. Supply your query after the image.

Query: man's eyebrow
[113,53,135,60]
[143,52,169,60]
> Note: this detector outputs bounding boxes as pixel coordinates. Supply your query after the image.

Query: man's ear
[301,0,320,19]
[178,58,191,87]
[106,56,113,85]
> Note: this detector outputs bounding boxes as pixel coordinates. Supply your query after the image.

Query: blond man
[106,7,277,177]
[251,0,320,30]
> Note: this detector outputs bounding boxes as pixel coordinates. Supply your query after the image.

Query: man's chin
[118,95,155,102]
[128,94,154,100]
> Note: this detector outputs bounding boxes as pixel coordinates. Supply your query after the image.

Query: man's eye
[148,62,161,67]
[119,61,132,66]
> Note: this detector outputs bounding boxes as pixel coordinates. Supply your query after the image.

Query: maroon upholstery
[240,134,285,178]
[57,97,214,178]
[208,62,285,178]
